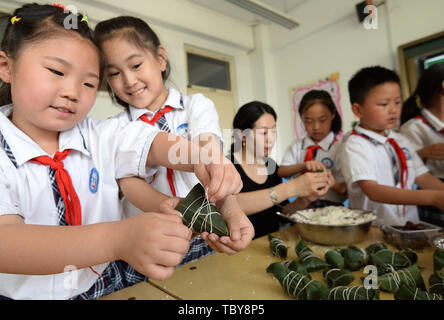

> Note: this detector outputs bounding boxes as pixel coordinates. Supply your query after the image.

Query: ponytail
[401,62,444,125]
[400,92,421,125]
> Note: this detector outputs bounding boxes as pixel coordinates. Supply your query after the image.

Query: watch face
[269,188,279,204]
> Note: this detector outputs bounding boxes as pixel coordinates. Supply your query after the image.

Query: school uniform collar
[128,87,184,121]
[353,125,395,145]
[421,109,444,131]
[0,104,91,166]
[302,131,335,151]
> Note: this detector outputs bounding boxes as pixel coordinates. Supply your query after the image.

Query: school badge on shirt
[176,123,189,137]
[321,157,334,170]
[89,168,99,193]
[402,147,411,161]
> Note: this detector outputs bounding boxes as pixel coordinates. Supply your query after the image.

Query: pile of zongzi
[266,236,441,300]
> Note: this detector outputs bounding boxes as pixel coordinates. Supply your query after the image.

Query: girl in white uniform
[0,4,248,300]
[278,90,347,207]
[94,17,249,262]
[400,62,444,226]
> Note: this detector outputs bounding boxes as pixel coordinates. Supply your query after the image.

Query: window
[187,52,231,91]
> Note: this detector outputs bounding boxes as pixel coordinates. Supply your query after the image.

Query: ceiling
[188,0,306,26]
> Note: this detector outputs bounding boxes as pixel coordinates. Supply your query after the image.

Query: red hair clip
[53,3,70,12]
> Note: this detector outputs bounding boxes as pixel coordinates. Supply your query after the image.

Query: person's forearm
[119,177,169,212]
[358,181,439,207]
[0,222,119,275]
[283,197,311,211]
[277,164,305,178]
[147,132,197,172]
[235,181,293,215]
[416,173,444,191]
[332,182,347,195]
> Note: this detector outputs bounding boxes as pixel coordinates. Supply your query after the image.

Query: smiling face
[301,102,335,143]
[102,36,168,111]
[352,82,402,135]
[1,32,100,138]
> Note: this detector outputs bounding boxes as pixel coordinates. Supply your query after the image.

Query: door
[185,46,236,154]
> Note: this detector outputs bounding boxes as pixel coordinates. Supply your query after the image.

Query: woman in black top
[229,101,331,239]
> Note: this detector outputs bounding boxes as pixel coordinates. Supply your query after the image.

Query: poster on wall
[290,72,343,139]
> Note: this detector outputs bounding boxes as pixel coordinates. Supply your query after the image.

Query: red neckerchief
[415,115,444,134]
[139,106,177,196]
[31,149,82,225]
[304,136,338,162]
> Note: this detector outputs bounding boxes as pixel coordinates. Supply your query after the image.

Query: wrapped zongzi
[176,183,229,236]
[267,262,328,300]
[429,267,444,295]
[395,284,443,300]
[344,246,369,271]
[376,264,426,293]
[365,242,387,255]
[368,249,413,275]
[283,260,310,277]
[328,286,380,300]
[325,249,345,269]
[295,240,329,272]
[268,235,287,258]
[433,249,444,273]
[323,268,355,288]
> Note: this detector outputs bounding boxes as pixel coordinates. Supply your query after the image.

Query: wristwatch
[269,187,279,205]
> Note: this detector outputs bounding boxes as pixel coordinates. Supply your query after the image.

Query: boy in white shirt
[340,66,444,225]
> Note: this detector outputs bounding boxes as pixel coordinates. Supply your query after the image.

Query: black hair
[401,62,444,124]
[94,16,171,108]
[231,101,277,153]
[348,66,400,105]
[298,89,342,134]
[0,3,104,106]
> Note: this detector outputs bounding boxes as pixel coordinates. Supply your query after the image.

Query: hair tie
[53,3,70,12]
[81,15,88,24]
[10,16,21,25]
[415,94,423,110]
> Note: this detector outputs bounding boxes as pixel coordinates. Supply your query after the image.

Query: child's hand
[420,143,444,161]
[304,160,327,173]
[327,170,336,188]
[194,155,243,203]
[115,211,192,280]
[200,195,254,255]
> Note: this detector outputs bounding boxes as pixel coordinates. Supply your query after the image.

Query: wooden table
[99,280,176,300]
[101,226,436,300]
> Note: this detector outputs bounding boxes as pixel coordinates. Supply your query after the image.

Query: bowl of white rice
[277,206,376,246]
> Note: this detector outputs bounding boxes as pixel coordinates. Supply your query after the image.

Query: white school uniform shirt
[399,109,444,179]
[281,131,346,203]
[0,104,159,300]
[117,87,223,217]
[340,125,429,226]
